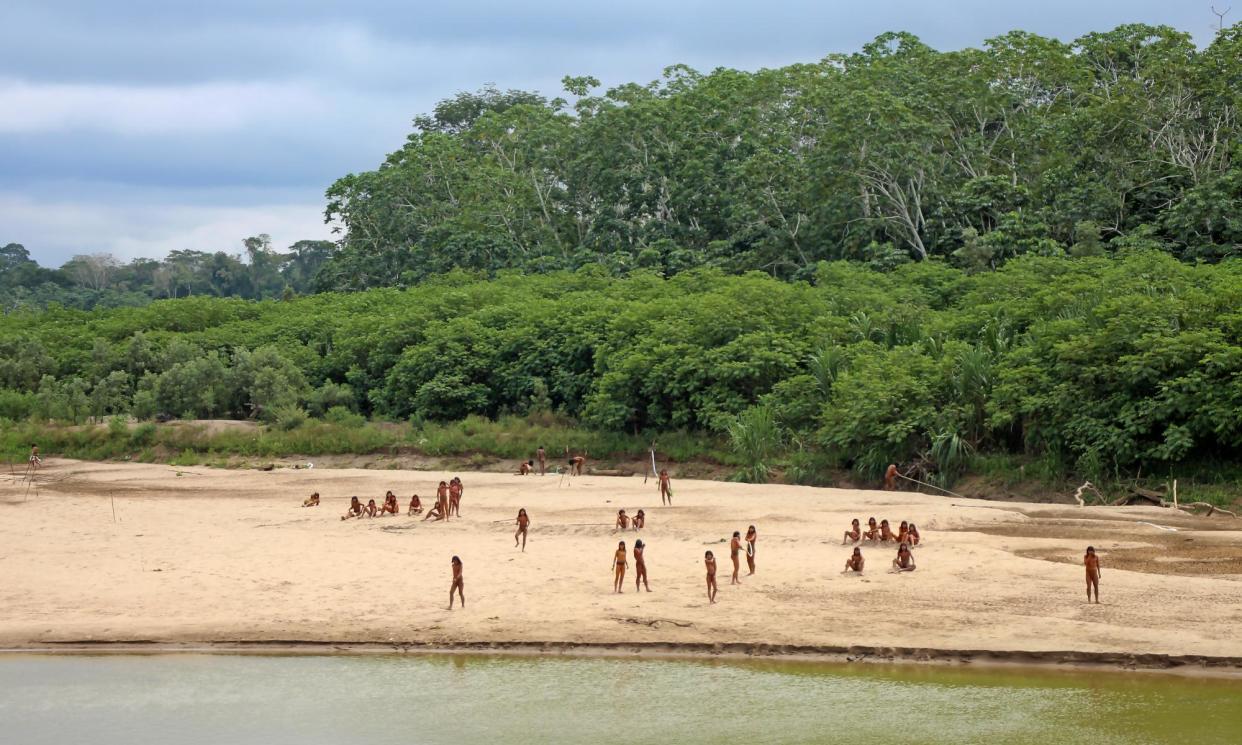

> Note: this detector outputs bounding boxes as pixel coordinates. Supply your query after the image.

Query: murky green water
[1,654,1239,744]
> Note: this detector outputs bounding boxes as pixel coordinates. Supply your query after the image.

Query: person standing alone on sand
[704,551,718,603]
[745,525,757,575]
[448,556,465,609]
[612,541,628,593]
[884,463,898,490]
[729,531,743,585]
[1084,546,1101,603]
[634,539,650,592]
[29,444,41,468]
[536,446,547,476]
[658,469,672,506]
[515,508,530,551]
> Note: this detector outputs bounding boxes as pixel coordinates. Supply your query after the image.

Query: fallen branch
[1072,481,1105,507]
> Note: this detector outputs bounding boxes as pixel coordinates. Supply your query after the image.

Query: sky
[0,1,1221,267]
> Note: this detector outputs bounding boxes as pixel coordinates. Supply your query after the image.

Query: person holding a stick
[28,444,41,468]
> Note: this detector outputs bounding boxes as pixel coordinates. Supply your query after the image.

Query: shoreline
[6,640,1242,679]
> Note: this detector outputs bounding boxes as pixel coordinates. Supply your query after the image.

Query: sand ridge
[2,460,1240,662]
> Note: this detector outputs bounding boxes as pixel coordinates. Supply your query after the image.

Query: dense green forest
[3,24,1241,500]
[0,236,336,312]
[319,24,1242,289]
[4,252,1242,495]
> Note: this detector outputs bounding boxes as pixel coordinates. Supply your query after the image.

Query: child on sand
[704,551,718,604]
[448,556,465,609]
[844,547,865,573]
[612,541,628,593]
[302,492,320,507]
[634,539,650,592]
[515,508,530,551]
[341,496,363,520]
[423,498,446,521]
[616,509,630,530]
[880,519,898,543]
[29,444,41,467]
[633,509,645,530]
[897,520,910,544]
[745,525,757,575]
[658,469,672,506]
[884,463,898,490]
[449,477,463,517]
[842,518,861,544]
[363,499,378,518]
[518,460,534,475]
[380,491,399,515]
[730,531,743,585]
[892,542,916,572]
[908,523,921,546]
[408,494,422,515]
[862,517,880,541]
[536,446,547,476]
[1085,546,1101,603]
[436,481,450,522]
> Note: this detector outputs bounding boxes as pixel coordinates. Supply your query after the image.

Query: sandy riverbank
[3,460,1240,669]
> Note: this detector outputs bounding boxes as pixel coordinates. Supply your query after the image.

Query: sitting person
[422,498,446,522]
[302,491,320,507]
[897,520,910,544]
[844,547,865,573]
[379,491,399,515]
[616,509,630,530]
[517,460,534,475]
[908,523,921,546]
[407,494,423,515]
[632,509,645,530]
[842,518,861,544]
[879,519,898,542]
[363,499,378,518]
[341,496,363,520]
[862,517,880,541]
[892,542,916,572]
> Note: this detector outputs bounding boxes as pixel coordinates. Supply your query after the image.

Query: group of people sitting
[615,508,646,530]
[311,477,466,522]
[841,516,919,573]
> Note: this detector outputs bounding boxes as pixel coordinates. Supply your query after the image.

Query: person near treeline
[536,446,547,476]
[884,464,898,490]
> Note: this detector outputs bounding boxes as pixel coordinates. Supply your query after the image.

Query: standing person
[612,541,628,593]
[1084,546,1101,603]
[634,539,650,592]
[436,481,450,522]
[745,525,757,575]
[729,531,743,585]
[704,551,718,604]
[536,446,547,476]
[884,464,898,490]
[515,508,530,551]
[449,477,463,517]
[658,469,672,506]
[448,556,465,609]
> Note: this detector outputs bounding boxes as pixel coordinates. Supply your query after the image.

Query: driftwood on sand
[1073,480,1238,518]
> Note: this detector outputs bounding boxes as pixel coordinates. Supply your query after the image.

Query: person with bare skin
[844,547,865,572]
[28,444,42,468]
[704,551,718,604]
[908,523,921,546]
[536,446,547,476]
[363,499,378,518]
[341,496,363,520]
[658,469,672,506]
[634,539,650,592]
[616,509,630,530]
[884,463,898,490]
[1084,546,1101,603]
[842,518,862,544]
[517,460,534,475]
[302,492,320,507]
[745,525,757,575]
[435,481,450,522]
[448,556,465,609]
[566,448,586,476]
[897,520,910,544]
[449,477,463,517]
[729,531,743,585]
[515,508,530,551]
[862,517,880,542]
[879,519,898,543]
[408,494,423,515]
[892,542,916,572]
[633,509,645,530]
[379,491,399,516]
[612,541,628,593]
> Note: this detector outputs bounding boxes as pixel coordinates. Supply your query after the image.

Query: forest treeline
[0,236,336,313]
[318,24,1242,290]
[4,252,1242,488]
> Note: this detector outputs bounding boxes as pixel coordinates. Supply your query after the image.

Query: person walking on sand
[729,531,743,585]
[658,469,672,506]
[634,539,650,592]
[448,556,465,609]
[1085,546,1101,603]
[704,551,718,604]
[612,541,628,593]
[515,508,530,551]
[536,446,547,476]
[745,525,757,575]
